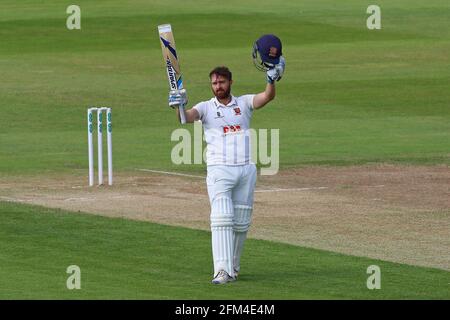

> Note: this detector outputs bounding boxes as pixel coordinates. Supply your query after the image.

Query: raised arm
[253,83,275,110]
[252,56,285,110]
[176,107,199,123]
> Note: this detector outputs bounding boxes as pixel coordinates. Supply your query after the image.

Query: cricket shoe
[211,270,235,285]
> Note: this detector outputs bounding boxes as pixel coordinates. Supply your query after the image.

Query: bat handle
[178,103,187,124]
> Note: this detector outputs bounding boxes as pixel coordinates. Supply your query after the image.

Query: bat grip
[178,103,187,124]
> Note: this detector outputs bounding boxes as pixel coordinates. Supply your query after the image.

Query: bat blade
[158,24,186,124]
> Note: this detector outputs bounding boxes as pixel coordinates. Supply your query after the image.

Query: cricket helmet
[252,34,283,71]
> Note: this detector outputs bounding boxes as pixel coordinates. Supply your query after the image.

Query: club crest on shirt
[215,111,223,119]
[233,107,241,116]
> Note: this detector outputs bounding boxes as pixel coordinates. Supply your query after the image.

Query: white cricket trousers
[206,164,257,206]
[206,164,257,277]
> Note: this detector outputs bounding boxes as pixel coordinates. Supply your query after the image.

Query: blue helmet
[252,34,283,71]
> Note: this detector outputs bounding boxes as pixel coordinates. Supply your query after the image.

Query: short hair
[209,66,232,81]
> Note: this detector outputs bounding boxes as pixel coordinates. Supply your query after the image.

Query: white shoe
[211,270,235,285]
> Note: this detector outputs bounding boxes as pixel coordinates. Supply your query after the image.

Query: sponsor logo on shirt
[222,125,242,134]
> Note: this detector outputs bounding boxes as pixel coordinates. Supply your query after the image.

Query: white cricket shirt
[193,94,255,166]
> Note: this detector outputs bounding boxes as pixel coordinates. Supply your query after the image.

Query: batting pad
[233,205,253,273]
[210,197,234,277]
[233,205,253,232]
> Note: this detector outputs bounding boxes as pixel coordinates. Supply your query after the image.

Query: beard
[213,86,231,100]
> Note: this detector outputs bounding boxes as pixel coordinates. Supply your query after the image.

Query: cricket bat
[158,24,187,124]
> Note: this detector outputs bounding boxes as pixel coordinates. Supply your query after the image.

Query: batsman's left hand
[266,56,285,84]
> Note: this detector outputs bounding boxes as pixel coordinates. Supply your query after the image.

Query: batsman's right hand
[168,89,188,108]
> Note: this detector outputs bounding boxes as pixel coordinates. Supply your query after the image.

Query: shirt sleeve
[242,94,255,111]
[192,102,207,122]
[241,94,256,110]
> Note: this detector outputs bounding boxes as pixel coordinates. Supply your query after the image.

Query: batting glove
[266,56,286,84]
[168,89,188,108]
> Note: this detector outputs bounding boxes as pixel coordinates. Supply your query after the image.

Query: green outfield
[1,0,449,175]
[0,0,449,299]
[0,201,448,299]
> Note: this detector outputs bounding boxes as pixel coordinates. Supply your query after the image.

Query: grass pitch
[0,201,449,299]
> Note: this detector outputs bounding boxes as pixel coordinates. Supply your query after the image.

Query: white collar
[213,95,237,108]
